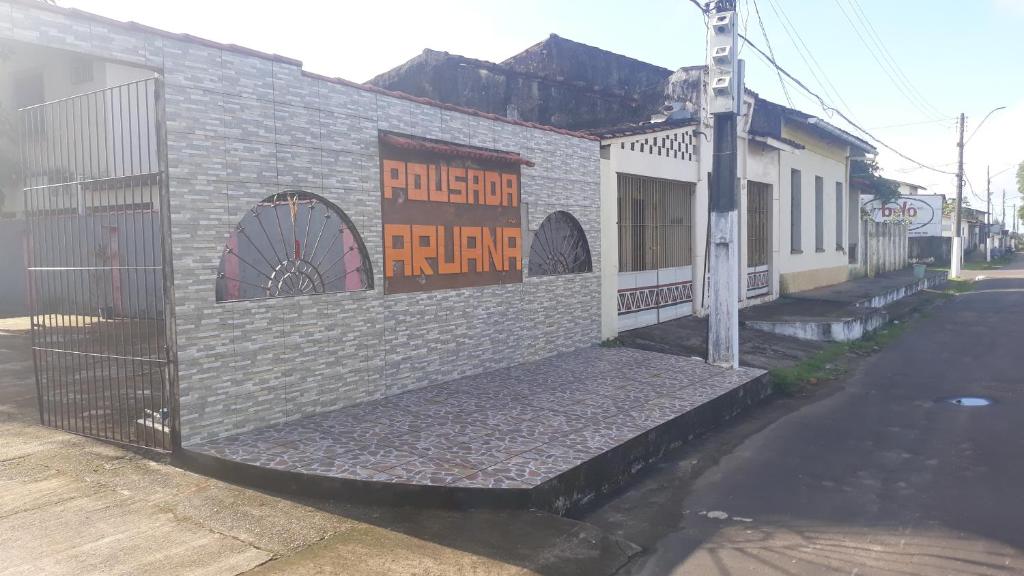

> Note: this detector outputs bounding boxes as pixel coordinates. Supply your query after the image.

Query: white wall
[0,42,152,215]
[599,126,702,338]
[777,133,851,281]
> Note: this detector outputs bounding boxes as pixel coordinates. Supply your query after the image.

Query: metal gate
[20,78,177,451]
[746,181,771,297]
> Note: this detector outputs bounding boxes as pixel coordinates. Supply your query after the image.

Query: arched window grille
[216,191,372,302]
[527,211,593,276]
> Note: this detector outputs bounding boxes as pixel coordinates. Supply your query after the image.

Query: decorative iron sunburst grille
[527,211,593,276]
[216,192,372,302]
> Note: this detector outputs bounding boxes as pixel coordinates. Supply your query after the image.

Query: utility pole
[986,165,992,262]
[1002,189,1007,254]
[952,113,965,278]
[706,0,742,369]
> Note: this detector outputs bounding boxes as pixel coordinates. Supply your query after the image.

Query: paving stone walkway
[187,347,764,489]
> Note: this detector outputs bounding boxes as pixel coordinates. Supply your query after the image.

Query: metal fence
[20,78,176,451]
[617,174,694,272]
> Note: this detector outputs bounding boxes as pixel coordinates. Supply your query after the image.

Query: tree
[851,158,899,204]
[1016,161,1024,231]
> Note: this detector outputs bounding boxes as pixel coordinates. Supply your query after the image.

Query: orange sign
[379,135,524,294]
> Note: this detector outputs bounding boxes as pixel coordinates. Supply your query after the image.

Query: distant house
[368,34,673,131]
[894,180,927,196]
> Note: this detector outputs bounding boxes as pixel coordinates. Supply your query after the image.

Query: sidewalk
[0,323,640,576]
[619,268,949,368]
[743,268,947,341]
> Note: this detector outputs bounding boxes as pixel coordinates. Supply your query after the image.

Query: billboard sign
[860,194,944,237]
[379,133,525,294]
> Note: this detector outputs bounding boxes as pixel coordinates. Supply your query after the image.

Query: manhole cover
[947,396,992,407]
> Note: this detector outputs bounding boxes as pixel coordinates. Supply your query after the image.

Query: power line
[685,0,958,176]
[832,0,941,122]
[764,0,854,116]
[750,0,792,106]
[867,117,958,130]
[847,0,947,119]
[965,175,987,206]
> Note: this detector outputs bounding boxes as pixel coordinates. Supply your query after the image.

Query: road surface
[585,257,1024,575]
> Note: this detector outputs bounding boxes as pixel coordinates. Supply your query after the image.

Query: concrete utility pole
[706,0,742,369]
[986,165,992,262]
[952,113,966,278]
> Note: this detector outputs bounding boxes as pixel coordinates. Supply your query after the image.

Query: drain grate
[947,396,992,407]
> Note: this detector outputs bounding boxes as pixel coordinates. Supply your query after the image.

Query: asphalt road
[586,257,1024,575]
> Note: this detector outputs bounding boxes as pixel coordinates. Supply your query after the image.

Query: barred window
[791,169,802,253]
[617,174,694,272]
[835,182,844,250]
[527,211,592,276]
[216,191,373,302]
[815,176,824,252]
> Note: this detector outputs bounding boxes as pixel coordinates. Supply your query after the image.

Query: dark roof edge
[368,48,648,104]
[502,33,675,76]
[589,118,698,139]
[11,0,599,141]
[754,95,875,154]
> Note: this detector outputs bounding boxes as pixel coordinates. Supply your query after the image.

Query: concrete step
[741,270,948,342]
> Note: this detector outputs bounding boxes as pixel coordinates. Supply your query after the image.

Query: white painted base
[951,236,963,279]
[707,210,739,369]
[616,266,694,332]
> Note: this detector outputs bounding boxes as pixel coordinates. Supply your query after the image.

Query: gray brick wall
[1,1,603,444]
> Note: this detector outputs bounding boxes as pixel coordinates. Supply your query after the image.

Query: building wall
[0,42,152,215]
[1,1,602,444]
[777,122,852,294]
[599,126,702,338]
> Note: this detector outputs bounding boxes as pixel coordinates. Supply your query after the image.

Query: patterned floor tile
[327,443,420,472]
[187,346,765,489]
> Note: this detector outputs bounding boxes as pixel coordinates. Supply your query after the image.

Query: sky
[63,0,1024,220]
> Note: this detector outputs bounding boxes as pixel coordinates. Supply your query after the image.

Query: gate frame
[20,75,180,452]
[154,76,181,451]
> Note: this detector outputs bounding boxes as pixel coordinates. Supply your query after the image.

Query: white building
[599,90,876,338]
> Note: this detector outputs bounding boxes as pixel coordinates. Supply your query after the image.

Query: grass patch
[769,320,914,396]
[942,278,975,295]
[962,254,1013,270]
[600,337,623,347]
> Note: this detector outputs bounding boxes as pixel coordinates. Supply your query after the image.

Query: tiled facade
[1,1,602,443]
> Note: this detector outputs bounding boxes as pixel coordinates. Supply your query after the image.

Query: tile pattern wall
[2,2,602,443]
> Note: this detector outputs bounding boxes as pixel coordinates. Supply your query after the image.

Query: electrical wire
[686,0,957,175]
[833,0,943,122]
[750,0,793,106]
[965,175,987,206]
[764,0,853,116]
[848,0,947,119]
[867,117,958,130]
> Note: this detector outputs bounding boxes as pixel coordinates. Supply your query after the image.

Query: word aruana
[384,224,522,277]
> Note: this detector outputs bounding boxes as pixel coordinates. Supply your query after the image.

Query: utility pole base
[707,210,740,369]
[951,237,963,279]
